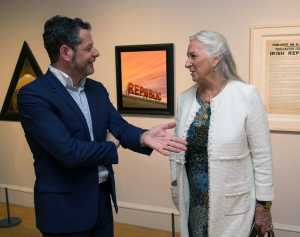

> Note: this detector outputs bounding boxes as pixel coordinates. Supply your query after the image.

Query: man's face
[71,29,99,78]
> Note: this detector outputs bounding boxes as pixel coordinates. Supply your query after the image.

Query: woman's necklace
[195,96,210,121]
[200,99,210,120]
[196,80,228,121]
[197,79,228,103]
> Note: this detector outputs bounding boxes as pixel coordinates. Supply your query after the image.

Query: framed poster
[250,25,300,132]
[0,41,43,121]
[115,43,174,116]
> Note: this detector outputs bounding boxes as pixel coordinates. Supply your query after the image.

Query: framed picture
[115,43,174,115]
[0,41,43,121]
[250,25,300,132]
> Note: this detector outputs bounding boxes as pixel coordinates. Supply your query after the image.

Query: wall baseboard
[118,200,179,215]
[0,183,33,193]
[274,223,300,233]
[1,183,299,233]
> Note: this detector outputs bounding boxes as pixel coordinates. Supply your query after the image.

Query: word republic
[127,82,162,101]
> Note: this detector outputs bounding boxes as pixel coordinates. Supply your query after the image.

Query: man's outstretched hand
[140,121,187,156]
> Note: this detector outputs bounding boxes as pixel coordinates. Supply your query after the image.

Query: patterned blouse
[185,98,211,237]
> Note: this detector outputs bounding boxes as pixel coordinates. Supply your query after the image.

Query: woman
[170,31,273,237]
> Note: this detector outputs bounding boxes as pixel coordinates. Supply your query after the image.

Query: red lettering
[140,87,145,97]
[134,84,140,96]
[127,83,162,101]
[149,90,154,99]
[157,92,162,101]
[144,88,148,98]
[127,82,134,94]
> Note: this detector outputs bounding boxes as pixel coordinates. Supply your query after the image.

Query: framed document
[250,25,300,132]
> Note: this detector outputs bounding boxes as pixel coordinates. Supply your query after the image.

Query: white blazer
[170,80,273,237]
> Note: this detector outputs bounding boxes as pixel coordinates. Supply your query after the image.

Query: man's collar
[48,65,86,90]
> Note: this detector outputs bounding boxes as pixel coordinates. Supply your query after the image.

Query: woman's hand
[255,203,273,237]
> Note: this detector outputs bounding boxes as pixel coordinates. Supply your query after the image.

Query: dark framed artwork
[0,41,43,121]
[115,43,174,115]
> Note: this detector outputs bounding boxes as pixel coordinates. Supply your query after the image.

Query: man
[18,15,186,237]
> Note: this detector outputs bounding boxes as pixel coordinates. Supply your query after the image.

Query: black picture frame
[115,43,174,116]
[0,41,43,121]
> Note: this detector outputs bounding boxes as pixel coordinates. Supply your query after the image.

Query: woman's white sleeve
[246,87,273,201]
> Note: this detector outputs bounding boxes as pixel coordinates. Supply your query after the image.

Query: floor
[0,203,179,237]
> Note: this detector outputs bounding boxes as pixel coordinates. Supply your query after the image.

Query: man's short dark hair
[43,15,91,64]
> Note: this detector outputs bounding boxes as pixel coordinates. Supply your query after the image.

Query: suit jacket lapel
[84,80,99,140]
[45,70,91,139]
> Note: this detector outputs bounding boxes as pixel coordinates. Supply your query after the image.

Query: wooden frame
[250,25,300,132]
[115,43,174,116]
[0,41,43,121]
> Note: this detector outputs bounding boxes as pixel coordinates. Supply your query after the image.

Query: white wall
[1,0,300,235]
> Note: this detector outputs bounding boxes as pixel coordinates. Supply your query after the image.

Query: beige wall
[1,0,300,235]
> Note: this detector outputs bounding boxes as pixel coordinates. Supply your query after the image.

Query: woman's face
[185,39,215,83]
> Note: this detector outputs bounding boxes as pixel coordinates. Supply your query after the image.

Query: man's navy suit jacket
[18,70,152,233]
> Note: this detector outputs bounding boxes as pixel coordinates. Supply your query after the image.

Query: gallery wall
[0,0,300,236]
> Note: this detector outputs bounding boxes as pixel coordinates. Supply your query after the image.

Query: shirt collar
[49,65,86,91]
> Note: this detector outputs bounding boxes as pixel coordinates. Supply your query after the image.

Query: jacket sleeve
[18,87,118,168]
[170,95,181,183]
[246,87,273,201]
[104,90,152,155]
[169,95,182,209]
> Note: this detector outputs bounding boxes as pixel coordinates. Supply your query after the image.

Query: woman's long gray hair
[190,31,241,81]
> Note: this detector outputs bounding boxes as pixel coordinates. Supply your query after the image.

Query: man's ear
[59,44,74,62]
